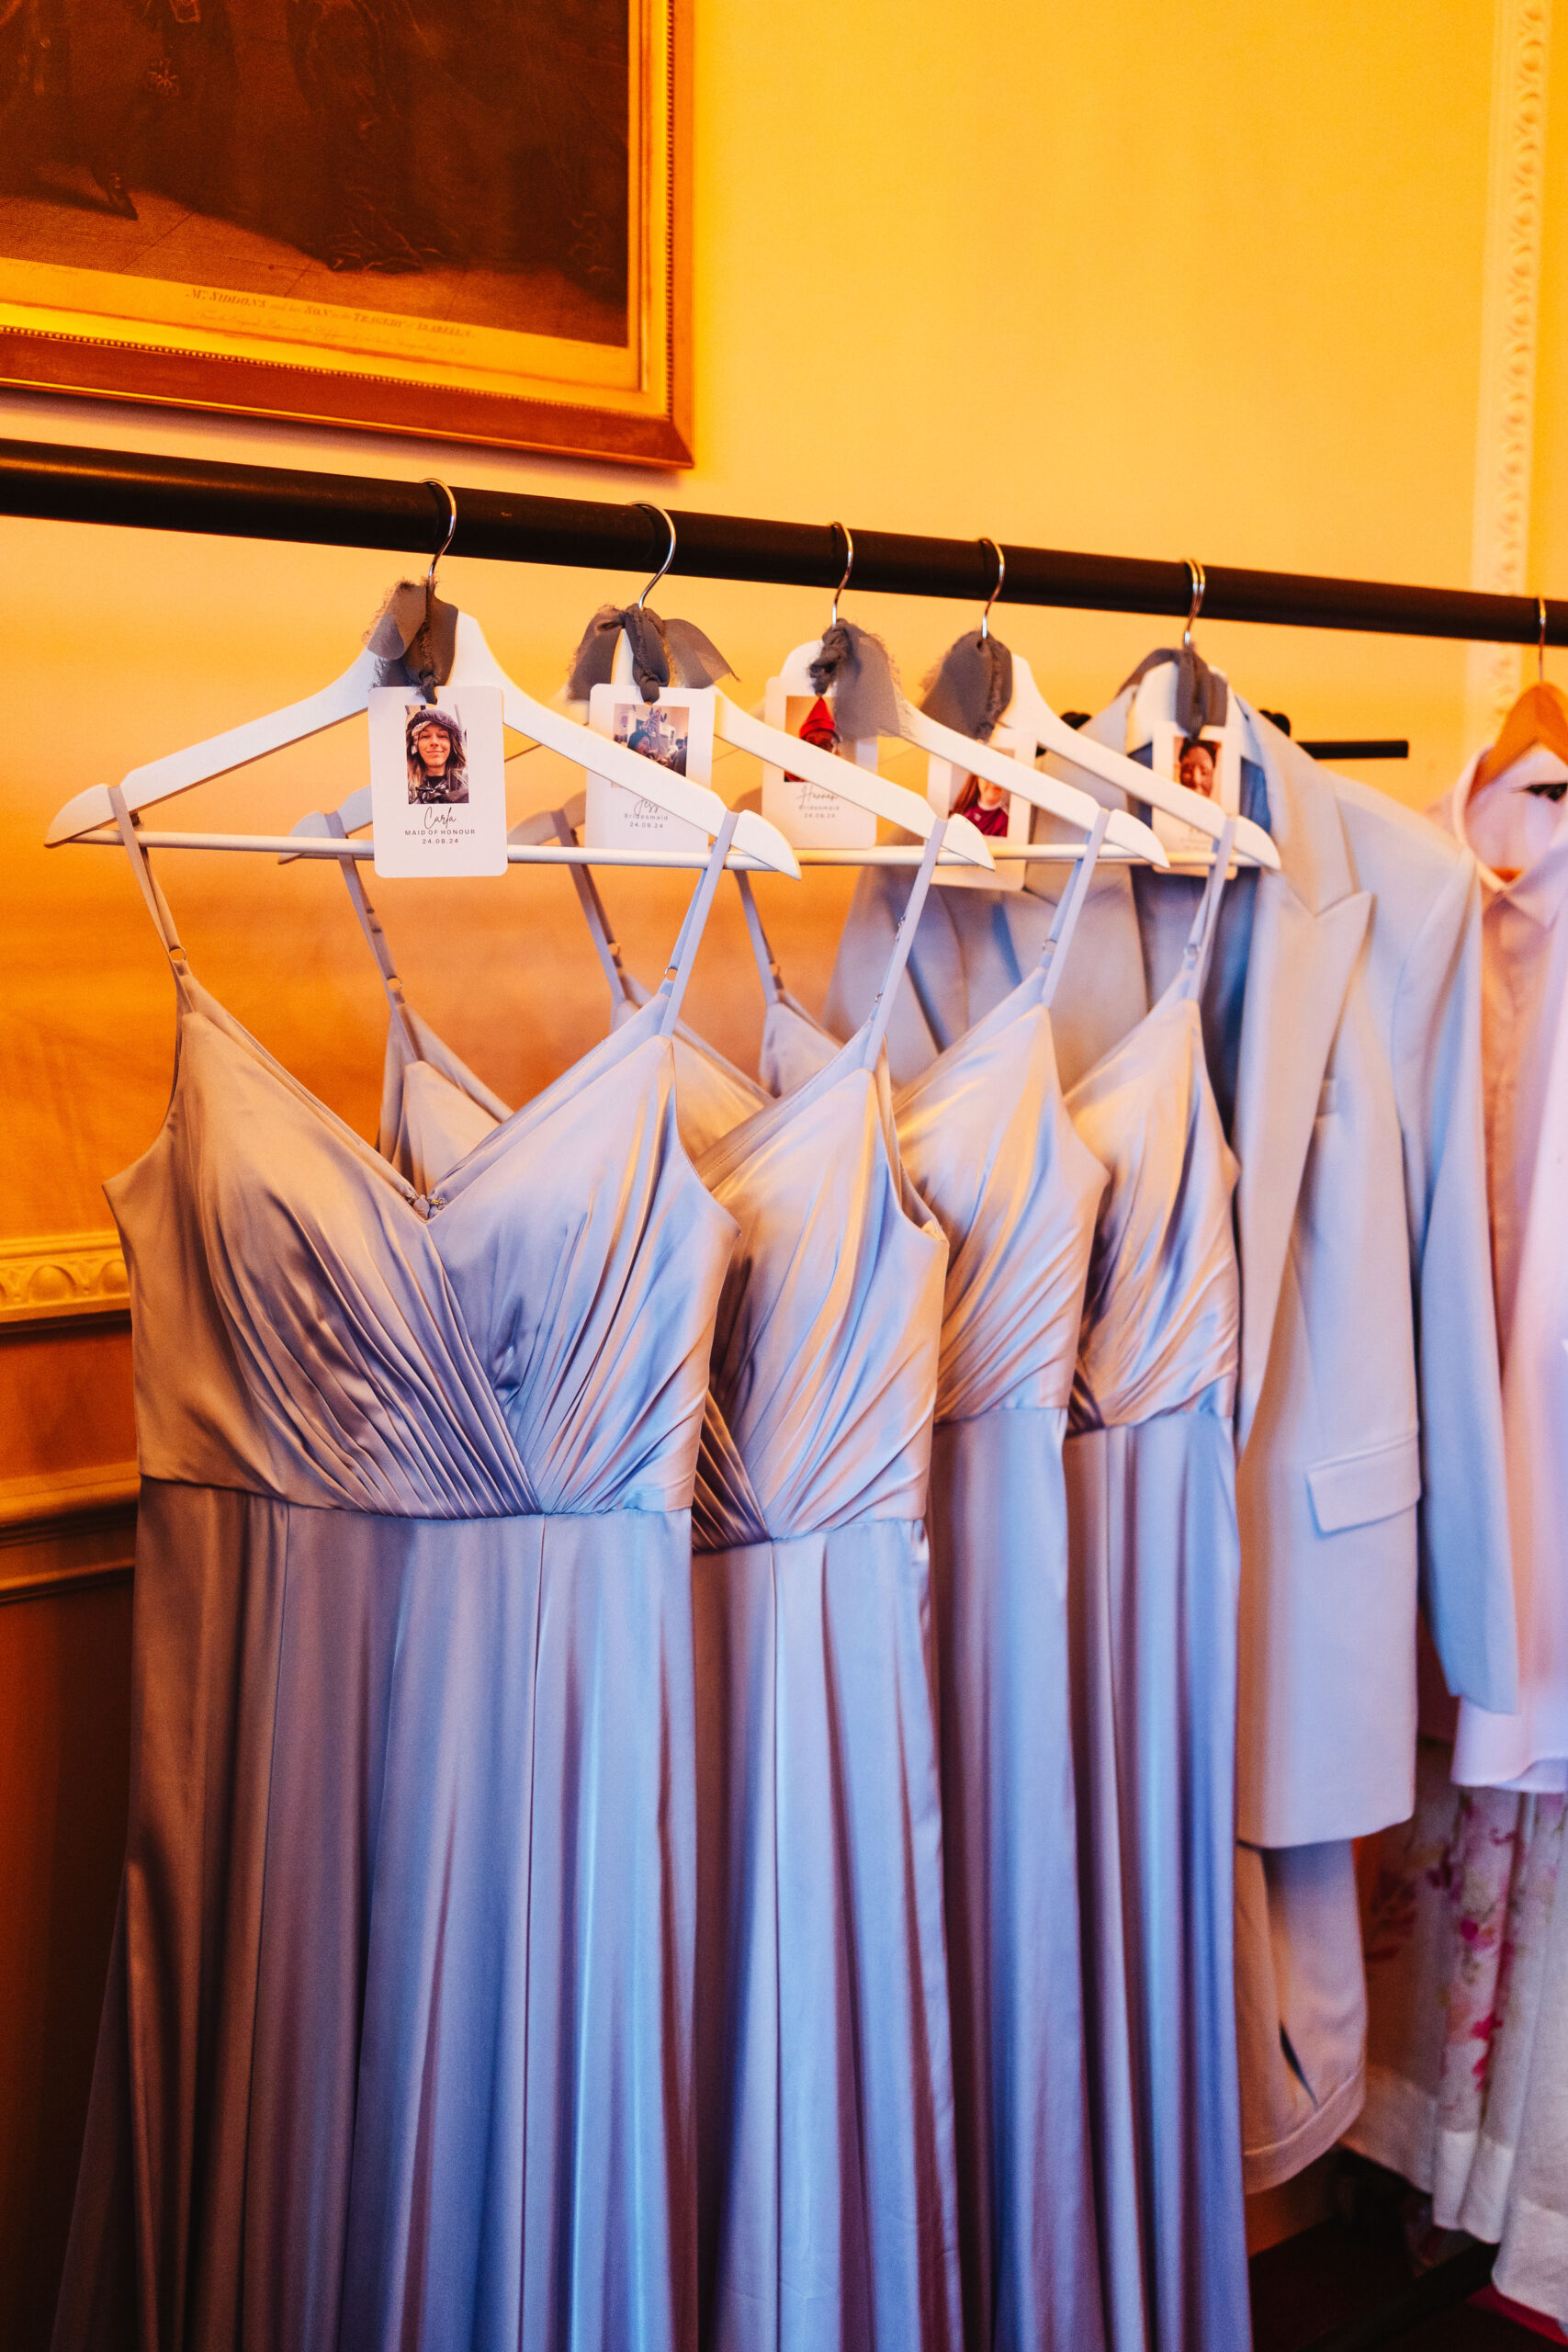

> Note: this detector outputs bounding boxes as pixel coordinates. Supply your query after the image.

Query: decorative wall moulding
[0,1230,130,1328]
[0,1461,139,1603]
[0,1461,140,1538]
[1467,0,1552,747]
[0,1556,135,1608]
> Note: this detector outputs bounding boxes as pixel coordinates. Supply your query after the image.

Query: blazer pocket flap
[1307,1433,1422,1534]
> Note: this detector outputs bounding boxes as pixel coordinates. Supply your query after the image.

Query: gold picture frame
[0,0,691,466]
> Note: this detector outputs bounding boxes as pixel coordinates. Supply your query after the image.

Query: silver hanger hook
[978,537,1006,641]
[829,520,854,626]
[635,502,677,609]
[1540,593,1549,683]
[1182,557,1206,650]
[423,479,457,597]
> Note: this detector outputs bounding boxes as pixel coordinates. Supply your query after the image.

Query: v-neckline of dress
[169,977,671,1219]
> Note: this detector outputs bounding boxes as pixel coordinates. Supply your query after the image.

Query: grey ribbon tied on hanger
[919,628,1015,741]
[808,620,904,741]
[1119,644,1230,739]
[364,580,459,701]
[564,605,735,704]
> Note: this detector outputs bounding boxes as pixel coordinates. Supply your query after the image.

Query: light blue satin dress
[369,843,773,1180]
[895,831,1112,2352]
[55,825,742,2352]
[1064,825,1251,2352]
[604,869,831,1140]
[688,836,964,2352]
[592,854,779,1156]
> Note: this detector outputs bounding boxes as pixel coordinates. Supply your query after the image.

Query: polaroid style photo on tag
[761,667,878,849]
[1127,663,1242,866]
[369,685,507,877]
[584,684,716,855]
[927,722,1033,891]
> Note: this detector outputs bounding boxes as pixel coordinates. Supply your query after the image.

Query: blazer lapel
[1233,721,1371,1451]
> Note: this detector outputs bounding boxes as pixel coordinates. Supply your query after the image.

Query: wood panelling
[0,1577,133,2352]
[0,1311,137,2343]
[2,1319,136,1484]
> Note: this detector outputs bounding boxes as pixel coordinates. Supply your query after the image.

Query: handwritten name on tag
[369,685,507,877]
[761,676,878,849]
[584,684,716,854]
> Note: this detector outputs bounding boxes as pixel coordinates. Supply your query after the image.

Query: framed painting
[0,0,692,464]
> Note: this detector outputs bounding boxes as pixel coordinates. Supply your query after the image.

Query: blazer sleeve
[1392,852,1517,1713]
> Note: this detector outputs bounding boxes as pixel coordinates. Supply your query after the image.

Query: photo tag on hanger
[368,685,507,877]
[584,684,716,854]
[761,670,878,849]
[1128,664,1242,867]
[927,722,1032,891]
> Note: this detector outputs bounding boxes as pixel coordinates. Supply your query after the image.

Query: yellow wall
[0,0,1510,1238]
[0,2,1538,2335]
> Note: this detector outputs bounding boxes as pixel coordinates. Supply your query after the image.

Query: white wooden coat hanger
[47,481,798,880]
[773,526,1165,865]
[604,505,996,872]
[1043,555,1278,870]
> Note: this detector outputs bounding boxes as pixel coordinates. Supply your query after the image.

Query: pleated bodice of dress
[896,958,1111,2352]
[897,962,1108,1422]
[645,984,836,1134]
[694,1039,947,1543]
[109,978,735,1516]
[686,1026,963,2352]
[1067,989,1240,1430]
[613,975,773,1154]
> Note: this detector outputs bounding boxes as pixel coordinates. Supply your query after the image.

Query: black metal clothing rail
[0,435,1561,647]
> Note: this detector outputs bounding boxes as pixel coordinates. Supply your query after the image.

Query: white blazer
[825,694,1517,1847]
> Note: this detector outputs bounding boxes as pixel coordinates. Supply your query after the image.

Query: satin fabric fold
[379,1001,511,1193]
[692,1523,955,2352]
[691,1034,962,2351]
[696,1046,945,1541]
[927,1412,1103,2352]
[1064,1416,1247,2352]
[611,978,772,1156]
[1068,995,1240,1431]
[58,1486,706,2352]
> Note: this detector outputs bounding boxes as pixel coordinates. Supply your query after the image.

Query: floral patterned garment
[1352,1737,1566,2244]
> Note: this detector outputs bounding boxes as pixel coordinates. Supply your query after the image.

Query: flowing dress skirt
[927,1408,1105,2352]
[1064,1411,1250,2352]
[55,1480,703,2352]
[691,1521,962,2352]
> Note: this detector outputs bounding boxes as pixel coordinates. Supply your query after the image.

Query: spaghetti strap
[1039,807,1111,1011]
[569,866,639,1013]
[323,812,420,1055]
[1179,816,1238,1001]
[657,809,741,1038]
[733,872,783,1006]
[863,821,945,1070]
[659,842,713,995]
[109,786,193,996]
[540,804,639,1015]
